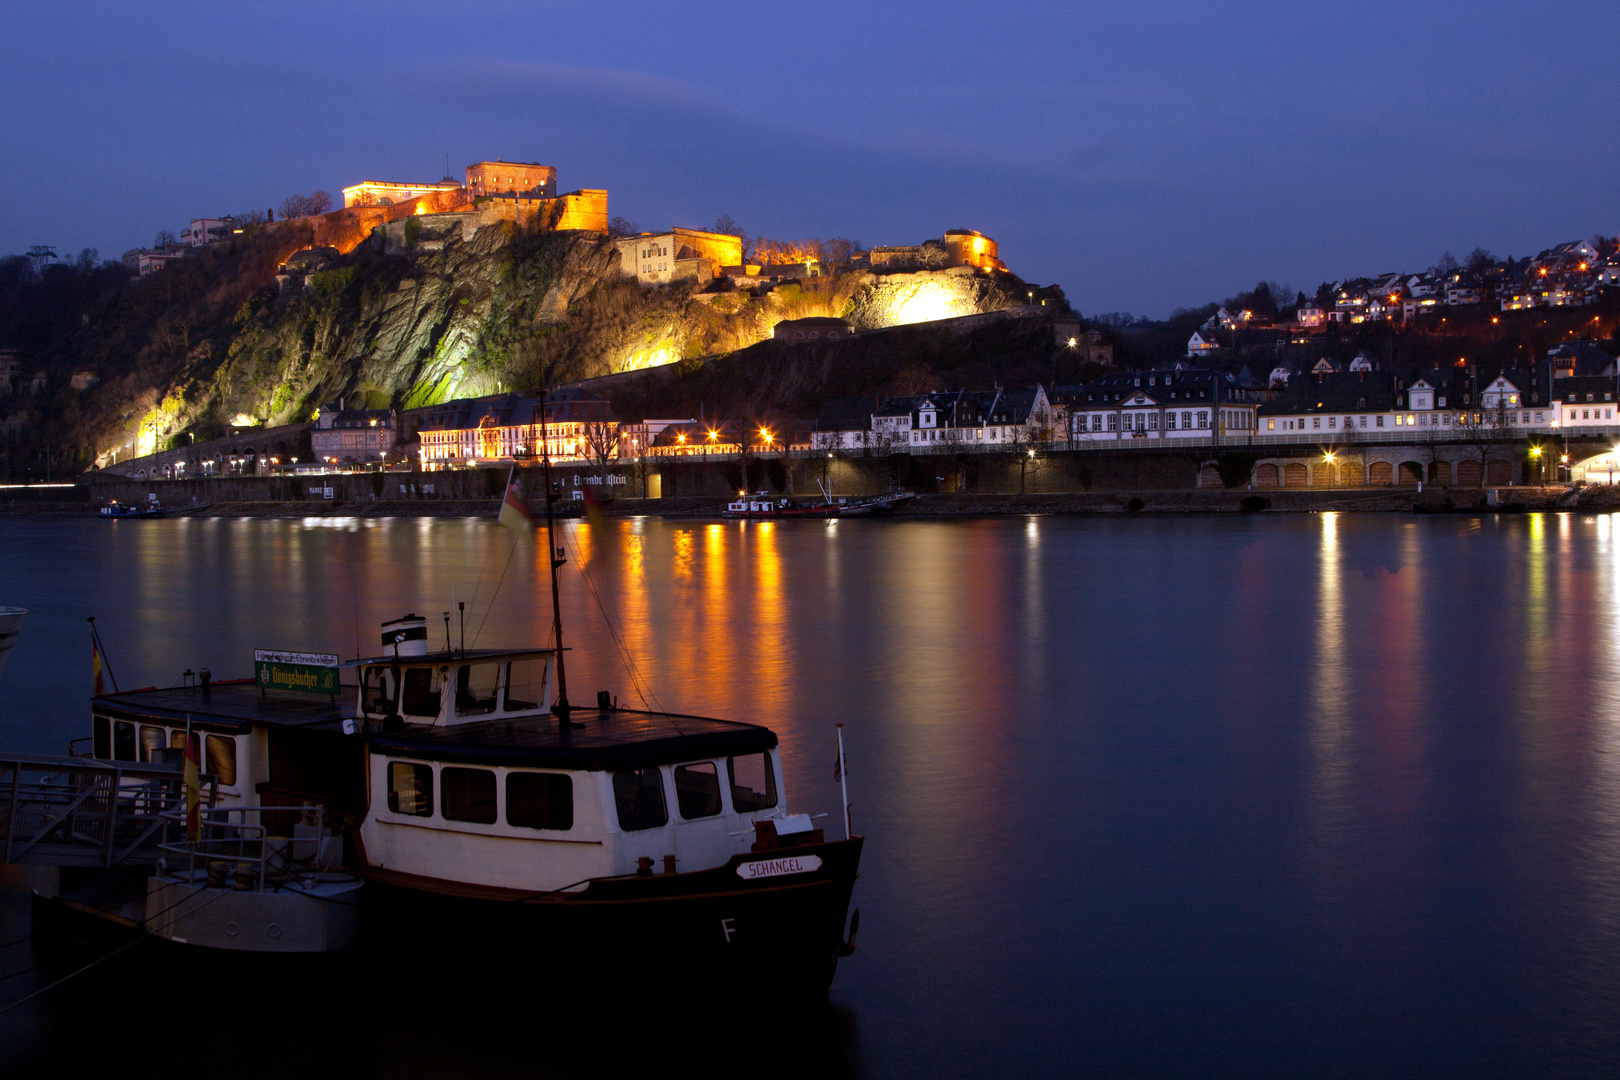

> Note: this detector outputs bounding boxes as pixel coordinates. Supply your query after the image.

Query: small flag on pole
[498,474,537,531]
[92,635,105,698]
[581,484,607,532]
[183,731,201,840]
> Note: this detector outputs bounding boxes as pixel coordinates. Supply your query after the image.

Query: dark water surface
[2,513,1618,1077]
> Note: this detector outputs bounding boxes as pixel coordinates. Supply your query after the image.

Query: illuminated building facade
[311,402,398,465]
[616,228,743,285]
[341,179,463,208]
[465,161,557,199]
[417,389,616,468]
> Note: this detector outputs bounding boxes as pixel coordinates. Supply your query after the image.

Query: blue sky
[3,1,1617,316]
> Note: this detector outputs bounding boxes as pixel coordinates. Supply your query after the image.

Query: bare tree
[74,248,99,272]
[154,230,178,248]
[279,190,333,220]
[580,420,619,483]
[1456,402,1514,487]
[607,216,640,238]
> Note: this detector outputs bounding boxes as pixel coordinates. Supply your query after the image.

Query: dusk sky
[5,1,1619,316]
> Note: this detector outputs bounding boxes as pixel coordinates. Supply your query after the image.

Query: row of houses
[279,344,1620,474]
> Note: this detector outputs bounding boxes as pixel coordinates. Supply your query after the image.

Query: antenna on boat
[443,612,453,654]
[539,388,579,730]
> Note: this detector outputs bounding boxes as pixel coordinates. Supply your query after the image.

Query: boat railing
[157,803,339,892]
[1,754,218,868]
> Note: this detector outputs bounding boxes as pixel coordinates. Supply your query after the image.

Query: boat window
[206,735,237,786]
[613,768,668,831]
[504,658,544,712]
[401,667,441,718]
[113,720,136,761]
[507,772,573,830]
[441,767,497,824]
[728,753,778,812]
[455,664,500,717]
[93,715,110,759]
[387,761,434,816]
[139,725,166,762]
[674,762,723,819]
[169,730,187,749]
[363,666,395,716]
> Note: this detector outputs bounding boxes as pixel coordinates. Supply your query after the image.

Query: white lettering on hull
[735,854,822,881]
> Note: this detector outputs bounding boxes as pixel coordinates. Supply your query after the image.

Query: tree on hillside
[1431,251,1461,276]
[154,230,177,247]
[607,216,640,238]
[279,190,332,220]
[74,249,98,273]
[713,215,748,256]
[232,209,269,227]
[1465,247,1497,273]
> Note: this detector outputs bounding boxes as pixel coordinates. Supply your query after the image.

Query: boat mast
[539,390,573,727]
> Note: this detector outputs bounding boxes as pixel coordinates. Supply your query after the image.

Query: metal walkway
[1,755,204,869]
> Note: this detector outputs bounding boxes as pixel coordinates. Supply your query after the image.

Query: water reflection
[3,515,1620,1077]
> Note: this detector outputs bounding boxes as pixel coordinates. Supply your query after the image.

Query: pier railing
[0,755,218,869]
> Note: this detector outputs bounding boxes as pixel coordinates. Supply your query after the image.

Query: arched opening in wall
[1255,464,1279,488]
[1456,460,1482,486]
[1283,462,1309,487]
[1339,461,1364,486]
[1368,461,1394,485]
[1311,463,1334,487]
[1429,461,1452,485]
[1398,461,1423,485]
[1486,459,1513,485]
[1199,465,1221,488]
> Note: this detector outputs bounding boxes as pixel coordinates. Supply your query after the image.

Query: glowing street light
[759,428,774,446]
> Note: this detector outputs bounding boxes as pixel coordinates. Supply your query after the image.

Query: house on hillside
[1187,331,1220,358]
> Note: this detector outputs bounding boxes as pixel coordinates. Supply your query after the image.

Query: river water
[2,513,1618,1077]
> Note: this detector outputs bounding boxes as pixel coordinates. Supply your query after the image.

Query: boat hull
[361,836,863,992]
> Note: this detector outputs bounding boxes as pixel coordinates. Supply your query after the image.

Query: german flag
[498,469,537,531]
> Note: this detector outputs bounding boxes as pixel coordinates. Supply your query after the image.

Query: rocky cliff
[3,215,1043,469]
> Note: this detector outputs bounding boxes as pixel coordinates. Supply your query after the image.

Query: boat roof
[374,709,777,771]
[91,682,777,769]
[93,681,347,735]
[340,648,560,668]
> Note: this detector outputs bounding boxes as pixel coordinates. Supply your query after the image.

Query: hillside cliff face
[2,217,1037,469]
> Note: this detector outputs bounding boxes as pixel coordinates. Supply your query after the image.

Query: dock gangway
[1,754,216,869]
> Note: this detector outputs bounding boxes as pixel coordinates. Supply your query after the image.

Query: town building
[1063,368,1256,442]
[137,250,186,276]
[1186,331,1220,358]
[869,230,1005,272]
[615,228,743,286]
[180,218,236,246]
[773,317,853,343]
[465,161,556,200]
[416,388,615,469]
[342,179,463,208]
[310,402,398,466]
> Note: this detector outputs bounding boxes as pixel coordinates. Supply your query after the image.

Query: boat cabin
[86,613,802,895]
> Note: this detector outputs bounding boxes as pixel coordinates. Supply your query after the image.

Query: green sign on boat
[254,650,340,695]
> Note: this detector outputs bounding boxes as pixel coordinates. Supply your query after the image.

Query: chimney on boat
[380,614,428,658]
